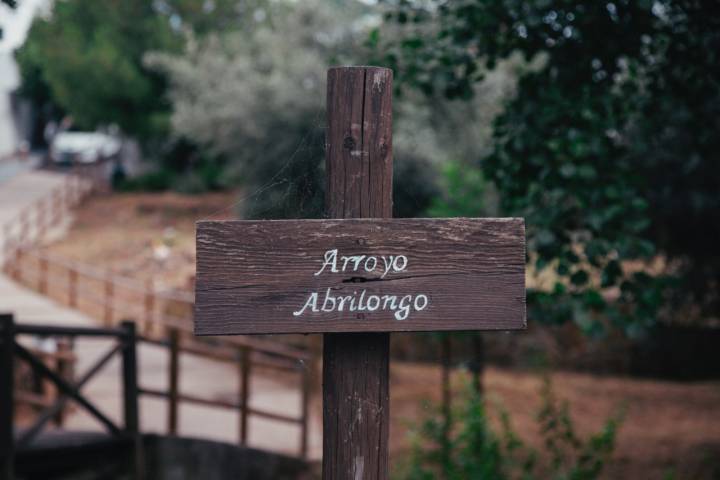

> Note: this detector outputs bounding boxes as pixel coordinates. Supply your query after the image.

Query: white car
[50,131,121,164]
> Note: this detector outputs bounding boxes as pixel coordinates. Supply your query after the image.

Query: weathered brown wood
[195,217,525,334]
[68,267,78,307]
[143,280,154,334]
[104,272,114,326]
[54,339,74,426]
[192,65,526,478]
[299,364,310,460]
[239,347,250,445]
[0,314,14,480]
[323,66,393,480]
[37,200,47,238]
[12,248,22,281]
[38,257,48,294]
[323,332,389,479]
[168,328,180,435]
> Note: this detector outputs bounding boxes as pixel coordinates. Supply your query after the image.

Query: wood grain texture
[326,67,393,219]
[324,66,392,480]
[193,65,526,480]
[194,217,526,335]
[323,332,389,480]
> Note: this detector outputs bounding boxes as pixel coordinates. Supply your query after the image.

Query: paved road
[0,169,321,458]
[0,155,43,187]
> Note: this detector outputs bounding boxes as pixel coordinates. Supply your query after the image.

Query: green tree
[149,0,442,217]
[384,0,719,332]
[15,0,184,139]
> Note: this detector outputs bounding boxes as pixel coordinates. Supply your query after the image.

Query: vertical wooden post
[72,175,80,205]
[52,189,61,226]
[36,200,46,239]
[0,314,15,480]
[299,362,310,459]
[238,347,250,446]
[19,210,28,244]
[12,249,22,282]
[38,257,48,295]
[121,321,139,433]
[143,279,154,335]
[68,268,78,308]
[54,339,74,427]
[167,328,179,435]
[2,224,11,262]
[3,242,14,277]
[323,66,393,480]
[104,272,114,326]
[64,176,72,211]
[120,321,142,479]
[71,175,79,206]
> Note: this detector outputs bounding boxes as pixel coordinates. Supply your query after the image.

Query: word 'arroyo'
[293,248,430,321]
[313,248,408,278]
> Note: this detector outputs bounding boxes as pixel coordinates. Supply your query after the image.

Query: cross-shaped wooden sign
[195,66,525,479]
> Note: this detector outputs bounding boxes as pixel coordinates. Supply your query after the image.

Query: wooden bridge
[0,164,320,478]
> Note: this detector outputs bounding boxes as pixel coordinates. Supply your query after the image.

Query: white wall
[0,0,51,156]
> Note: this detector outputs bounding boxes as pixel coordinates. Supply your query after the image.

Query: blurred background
[0,0,718,479]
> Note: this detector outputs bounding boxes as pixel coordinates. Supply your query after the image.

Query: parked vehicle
[49,131,121,165]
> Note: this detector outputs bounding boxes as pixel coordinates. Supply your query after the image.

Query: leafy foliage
[149,0,442,219]
[146,1,342,218]
[384,0,720,331]
[396,377,624,480]
[428,161,496,218]
[15,0,183,139]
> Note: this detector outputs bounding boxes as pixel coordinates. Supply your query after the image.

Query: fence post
[299,361,310,459]
[167,328,179,435]
[12,249,22,283]
[54,338,74,427]
[239,347,250,446]
[68,267,78,308]
[36,200,46,239]
[72,175,81,205]
[19,210,28,245]
[2,239,14,276]
[322,66,393,479]
[2,224,11,263]
[70,175,78,206]
[1,313,15,480]
[51,189,61,226]
[38,257,48,295]
[64,176,72,211]
[104,272,114,326]
[143,279,154,335]
[120,321,142,479]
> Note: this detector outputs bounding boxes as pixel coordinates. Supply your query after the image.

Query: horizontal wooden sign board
[194,218,526,335]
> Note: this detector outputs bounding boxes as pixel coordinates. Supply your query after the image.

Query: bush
[396,377,624,480]
[428,160,497,218]
[117,137,230,194]
[117,169,174,192]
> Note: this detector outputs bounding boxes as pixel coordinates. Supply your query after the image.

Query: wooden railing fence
[1,314,143,479]
[1,173,93,256]
[1,166,313,458]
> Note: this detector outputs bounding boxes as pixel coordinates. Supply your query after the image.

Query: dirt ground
[386,363,720,479]
[45,192,720,479]
[44,191,237,290]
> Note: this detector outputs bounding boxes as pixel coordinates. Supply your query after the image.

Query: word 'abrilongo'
[292,248,429,320]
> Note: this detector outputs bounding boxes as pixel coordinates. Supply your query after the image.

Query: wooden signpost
[195,66,525,479]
